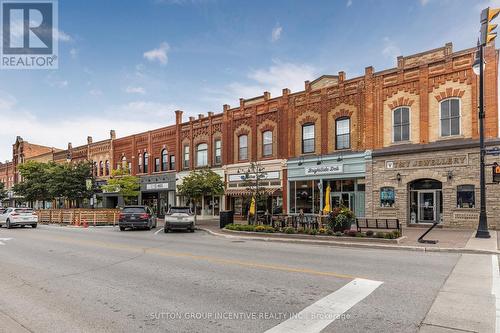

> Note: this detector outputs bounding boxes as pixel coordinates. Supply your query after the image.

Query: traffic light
[493,162,500,183]
[480,7,500,45]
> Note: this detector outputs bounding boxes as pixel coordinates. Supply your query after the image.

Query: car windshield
[169,208,190,214]
[123,207,146,213]
[14,209,33,214]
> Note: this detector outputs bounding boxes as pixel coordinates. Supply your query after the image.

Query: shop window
[393,107,410,142]
[183,145,190,169]
[335,117,350,149]
[170,155,175,170]
[262,131,273,157]
[196,143,208,167]
[380,187,395,207]
[238,135,248,161]
[161,149,168,171]
[440,98,460,137]
[143,152,149,173]
[214,139,222,165]
[302,123,315,154]
[105,160,110,176]
[138,154,143,173]
[457,185,475,208]
[154,158,160,172]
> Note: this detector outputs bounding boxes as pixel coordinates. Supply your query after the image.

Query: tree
[177,168,225,211]
[241,162,269,224]
[47,161,95,207]
[12,161,52,207]
[0,182,7,203]
[101,168,139,205]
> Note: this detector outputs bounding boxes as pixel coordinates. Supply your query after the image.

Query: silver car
[164,206,195,233]
[0,207,38,229]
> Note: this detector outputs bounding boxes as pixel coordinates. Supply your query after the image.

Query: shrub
[318,228,327,234]
[392,230,401,238]
[365,230,374,237]
[355,232,366,237]
[326,229,335,236]
[309,229,318,236]
[334,231,343,237]
[375,232,386,238]
[254,225,274,233]
[284,227,296,234]
[347,230,358,237]
[384,232,395,239]
[297,227,305,234]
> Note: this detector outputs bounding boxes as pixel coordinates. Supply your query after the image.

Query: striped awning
[225,187,282,196]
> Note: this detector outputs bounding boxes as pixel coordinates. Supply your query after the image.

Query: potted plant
[326,207,355,232]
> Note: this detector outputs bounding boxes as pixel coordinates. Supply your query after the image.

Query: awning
[225,187,282,197]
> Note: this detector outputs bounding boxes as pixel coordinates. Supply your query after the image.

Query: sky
[0,0,498,161]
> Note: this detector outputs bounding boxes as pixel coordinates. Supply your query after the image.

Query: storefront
[176,168,225,219]
[139,173,176,218]
[366,139,500,229]
[287,151,370,217]
[225,160,286,219]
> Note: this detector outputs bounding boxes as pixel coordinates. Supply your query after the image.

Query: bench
[356,218,401,233]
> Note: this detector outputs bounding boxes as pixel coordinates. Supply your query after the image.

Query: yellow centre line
[21,231,362,280]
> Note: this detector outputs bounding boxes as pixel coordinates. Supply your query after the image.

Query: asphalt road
[0,224,460,333]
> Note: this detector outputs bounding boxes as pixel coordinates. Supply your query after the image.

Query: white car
[164,206,195,233]
[0,207,38,229]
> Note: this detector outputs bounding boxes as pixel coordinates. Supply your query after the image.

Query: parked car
[118,206,157,231]
[0,207,38,228]
[164,206,195,233]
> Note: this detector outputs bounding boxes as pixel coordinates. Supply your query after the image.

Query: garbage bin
[219,210,234,229]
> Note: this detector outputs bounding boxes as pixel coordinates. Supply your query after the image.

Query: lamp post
[472,43,491,239]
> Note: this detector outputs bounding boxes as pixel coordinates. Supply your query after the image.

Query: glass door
[418,191,436,222]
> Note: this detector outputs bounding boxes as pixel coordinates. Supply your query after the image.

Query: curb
[199,228,500,255]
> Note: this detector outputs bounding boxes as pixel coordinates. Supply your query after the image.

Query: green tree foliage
[12,161,52,205]
[176,168,224,204]
[101,168,140,204]
[0,182,7,202]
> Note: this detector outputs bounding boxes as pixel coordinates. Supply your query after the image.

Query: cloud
[125,86,146,95]
[143,42,170,65]
[89,89,102,96]
[382,37,401,60]
[55,29,72,42]
[419,0,430,5]
[346,0,353,7]
[69,48,78,59]
[45,74,69,88]
[271,24,282,42]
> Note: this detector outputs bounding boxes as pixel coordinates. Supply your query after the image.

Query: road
[0,224,461,333]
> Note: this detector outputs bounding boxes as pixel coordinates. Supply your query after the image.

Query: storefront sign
[386,155,468,170]
[228,171,280,182]
[146,183,169,190]
[304,164,343,175]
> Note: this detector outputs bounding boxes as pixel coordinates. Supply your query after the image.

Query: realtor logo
[1,0,58,69]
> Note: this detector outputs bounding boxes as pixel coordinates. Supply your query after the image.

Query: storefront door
[418,191,435,222]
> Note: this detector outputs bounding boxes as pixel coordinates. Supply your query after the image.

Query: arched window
[196,143,208,167]
[335,117,350,149]
[440,98,460,137]
[99,161,103,176]
[393,107,410,142]
[154,157,160,172]
[238,135,248,160]
[302,123,315,154]
[143,152,149,173]
[161,149,168,171]
[121,156,127,169]
[138,154,143,173]
[105,160,110,176]
[262,131,273,157]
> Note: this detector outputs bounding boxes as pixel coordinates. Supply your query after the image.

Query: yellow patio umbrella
[249,196,256,216]
[323,184,331,214]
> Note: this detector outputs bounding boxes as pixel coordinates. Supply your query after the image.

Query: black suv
[119,206,157,231]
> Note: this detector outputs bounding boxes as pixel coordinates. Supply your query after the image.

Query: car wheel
[20,225,25,228]
[6,219,12,229]
[32,224,37,228]
[164,227,169,233]
[119,226,126,231]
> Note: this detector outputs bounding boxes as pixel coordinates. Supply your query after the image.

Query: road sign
[486,147,500,156]
[0,238,13,245]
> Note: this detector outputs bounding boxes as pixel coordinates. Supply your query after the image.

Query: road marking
[492,255,500,333]
[0,237,13,245]
[154,228,164,235]
[265,278,383,333]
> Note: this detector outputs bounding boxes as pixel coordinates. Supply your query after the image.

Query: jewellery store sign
[385,155,468,170]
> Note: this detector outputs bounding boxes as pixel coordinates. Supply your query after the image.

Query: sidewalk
[197,219,500,254]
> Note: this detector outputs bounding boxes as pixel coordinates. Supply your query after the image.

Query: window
[128,162,132,173]
[380,187,395,207]
[121,156,127,169]
[105,160,110,176]
[143,152,149,173]
[457,185,475,208]
[161,149,168,171]
[183,146,190,169]
[154,158,160,172]
[238,135,248,160]
[196,143,208,167]
[99,161,103,176]
[93,162,98,176]
[138,154,143,173]
[393,107,410,142]
[262,131,273,157]
[169,155,175,170]
[336,117,350,149]
[302,123,315,154]
[440,98,460,137]
[214,139,222,165]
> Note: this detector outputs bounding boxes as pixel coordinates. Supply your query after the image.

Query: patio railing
[36,209,121,226]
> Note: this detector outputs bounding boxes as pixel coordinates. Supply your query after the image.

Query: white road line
[154,228,164,235]
[492,255,500,333]
[265,278,383,333]
[0,237,13,245]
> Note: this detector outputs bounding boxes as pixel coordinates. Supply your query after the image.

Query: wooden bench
[356,218,401,233]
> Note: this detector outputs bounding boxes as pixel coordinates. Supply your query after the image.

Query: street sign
[486,147,500,156]
[493,162,500,183]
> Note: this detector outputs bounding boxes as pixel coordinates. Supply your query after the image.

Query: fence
[36,209,121,226]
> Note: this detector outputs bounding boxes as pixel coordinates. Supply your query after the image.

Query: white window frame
[439,98,461,138]
[392,107,411,143]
